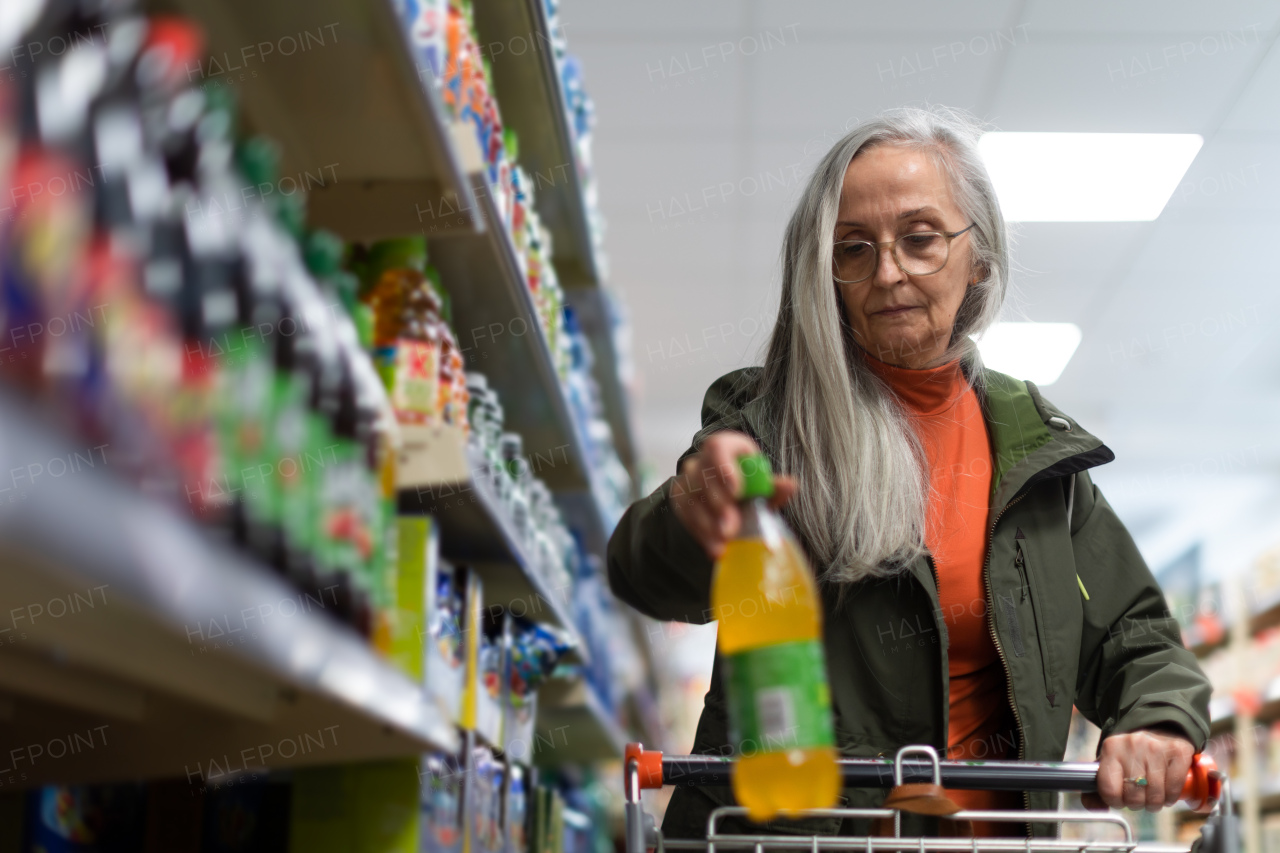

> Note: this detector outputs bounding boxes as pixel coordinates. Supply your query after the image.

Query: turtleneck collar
[862,352,971,418]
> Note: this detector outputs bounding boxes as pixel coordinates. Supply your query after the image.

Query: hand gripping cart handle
[623,743,1236,853]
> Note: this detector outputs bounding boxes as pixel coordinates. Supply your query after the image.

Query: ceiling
[558,0,1280,581]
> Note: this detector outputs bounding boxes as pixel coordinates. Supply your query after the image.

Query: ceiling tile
[1022,0,1280,35]
[754,0,1019,36]
[986,39,1261,131]
[1158,140,1280,215]
[748,39,1003,137]
[556,0,745,37]
[1218,41,1280,136]
[569,41,748,132]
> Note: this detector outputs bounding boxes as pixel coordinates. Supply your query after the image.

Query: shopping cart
[622,743,1235,853]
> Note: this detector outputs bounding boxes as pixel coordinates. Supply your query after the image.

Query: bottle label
[381,339,441,423]
[723,639,834,754]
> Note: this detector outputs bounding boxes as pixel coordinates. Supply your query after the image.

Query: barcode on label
[755,687,796,743]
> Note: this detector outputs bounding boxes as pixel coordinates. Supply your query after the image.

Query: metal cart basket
[622,743,1235,853]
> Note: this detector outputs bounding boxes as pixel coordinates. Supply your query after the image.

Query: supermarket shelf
[396,428,589,665]
[566,287,639,485]
[152,0,479,238]
[0,397,458,788]
[1207,681,1280,736]
[534,677,627,765]
[1189,636,1229,659]
[623,612,665,746]
[426,173,612,548]
[471,0,601,289]
[1251,591,1280,635]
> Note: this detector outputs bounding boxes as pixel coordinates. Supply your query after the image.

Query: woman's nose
[872,243,905,287]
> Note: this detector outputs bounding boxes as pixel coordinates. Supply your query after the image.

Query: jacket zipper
[960,450,1098,834]
[1016,541,1057,705]
[982,491,1033,835]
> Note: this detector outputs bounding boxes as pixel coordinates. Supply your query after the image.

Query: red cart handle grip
[625,743,664,790]
[1180,753,1221,814]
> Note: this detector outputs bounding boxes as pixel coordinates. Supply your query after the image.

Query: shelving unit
[468,0,640,484]
[0,393,458,787]
[534,676,627,765]
[154,0,480,239]
[425,174,613,548]
[397,427,588,664]
[3,5,648,845]
[568,287,640,484]
[469,0,600,290]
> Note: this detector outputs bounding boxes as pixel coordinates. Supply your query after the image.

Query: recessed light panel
[978,133,1203,221]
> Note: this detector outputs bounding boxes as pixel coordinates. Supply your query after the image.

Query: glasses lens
[896,232,948,275]
[833,241,875,282]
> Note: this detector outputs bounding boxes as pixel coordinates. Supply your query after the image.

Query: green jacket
[607,366,1211,839]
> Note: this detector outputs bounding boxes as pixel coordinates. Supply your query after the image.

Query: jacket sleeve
[606,368,762,624]
[1070,470,1212,750]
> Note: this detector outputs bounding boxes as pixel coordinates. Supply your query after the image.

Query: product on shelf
[509,619,574,697]
[201,776,291,853]
[713,453,839,820]
[24,783,148,852]
[421,752,464,853]
[354,237,470,434]
[470,746,505,853]
[393,0,635,529]
[473,616,506,747]
[508,765,529,853]
[6,763,631,853]
[465,371,577,598]
[290,760,421,852]
[396,0,447,87]
[0,3,404,646]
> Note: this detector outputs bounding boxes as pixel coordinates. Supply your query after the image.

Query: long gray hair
[758,105,1010,585]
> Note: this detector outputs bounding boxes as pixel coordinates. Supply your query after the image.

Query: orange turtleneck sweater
[863,354,1019,824]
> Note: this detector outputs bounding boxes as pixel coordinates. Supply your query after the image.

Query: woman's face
[834,144,976,369]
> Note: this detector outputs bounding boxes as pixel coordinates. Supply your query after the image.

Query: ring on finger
[1124,776,1148,787]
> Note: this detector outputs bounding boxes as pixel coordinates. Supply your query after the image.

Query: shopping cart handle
[625,744,1222,814]
[625,743,664,790]
[1181,753,1221,814]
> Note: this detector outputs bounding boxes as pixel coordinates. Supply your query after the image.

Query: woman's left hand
[1083,728,1196,812]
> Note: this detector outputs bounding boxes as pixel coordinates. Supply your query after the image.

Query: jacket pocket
[1015,541,1058,707]
[996,590,1026,657]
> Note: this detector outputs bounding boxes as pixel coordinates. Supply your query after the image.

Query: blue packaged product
[396,0,446,85]
[25,784,146,853]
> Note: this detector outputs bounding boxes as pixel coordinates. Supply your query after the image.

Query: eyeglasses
[832,223,976,284]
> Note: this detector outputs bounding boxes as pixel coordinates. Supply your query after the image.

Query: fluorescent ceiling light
[973,322,1082,386]
[978,133,1202,221]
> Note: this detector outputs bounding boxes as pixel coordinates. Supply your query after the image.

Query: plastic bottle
[711,453,839,822]
[362,239,442,426]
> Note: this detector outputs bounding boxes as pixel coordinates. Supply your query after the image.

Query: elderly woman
[607,106,1211,839]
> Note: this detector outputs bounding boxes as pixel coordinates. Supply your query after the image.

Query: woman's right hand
[670,431,796,560]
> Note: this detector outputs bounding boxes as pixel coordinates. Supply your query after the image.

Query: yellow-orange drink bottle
[712,453,839,822]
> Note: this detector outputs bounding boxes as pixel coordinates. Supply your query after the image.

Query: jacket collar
[976,366,1114,512]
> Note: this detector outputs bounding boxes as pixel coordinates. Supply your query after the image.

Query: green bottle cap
[366,237,427,277]
[304,229,345,277]
[236,136,281,188]
[737,453,774,500]
[197,86,237,142]
[276,190,308,240]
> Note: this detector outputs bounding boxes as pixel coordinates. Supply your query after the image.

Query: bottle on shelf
[362,238,442,427]
[712,452,839,821]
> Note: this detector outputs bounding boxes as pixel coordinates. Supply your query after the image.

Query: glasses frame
[831,222,976,284]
